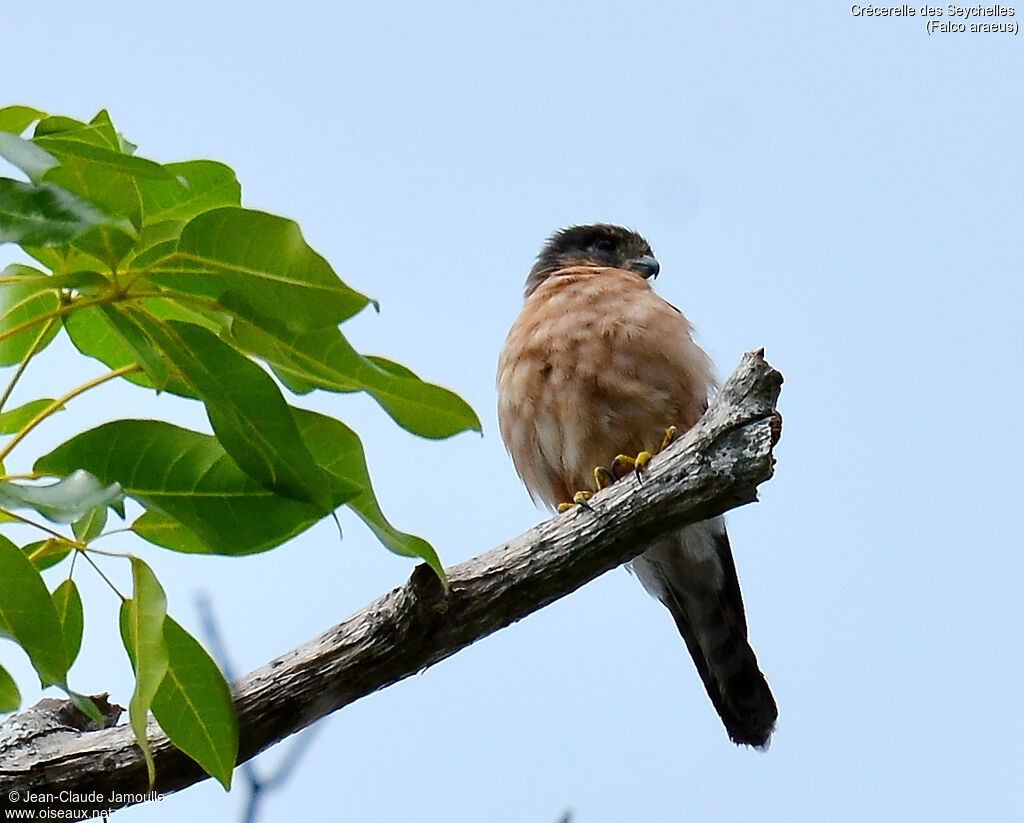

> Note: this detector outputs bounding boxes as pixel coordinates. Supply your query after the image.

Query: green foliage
[0,399,59,434]
[0,663,19,712]
[146,208,372,331]
[0,469,124,524]
[0,264,62,365]
[52,579,84,668]
[0,179,131,247]
[21,538,73,570]
[293,408,446,579]
[0,106,480,787]
[38,419,356,556]
[150,617,238,790]
[120,558,169,786]
[0,534,71,686]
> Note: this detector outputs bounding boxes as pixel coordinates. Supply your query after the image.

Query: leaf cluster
[0,107,480,787]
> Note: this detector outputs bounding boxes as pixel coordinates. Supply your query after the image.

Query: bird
[496,223,777,747]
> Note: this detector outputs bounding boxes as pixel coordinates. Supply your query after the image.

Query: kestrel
[497,224,777,747]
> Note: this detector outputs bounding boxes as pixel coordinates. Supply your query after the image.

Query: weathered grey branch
[0,350,783,819]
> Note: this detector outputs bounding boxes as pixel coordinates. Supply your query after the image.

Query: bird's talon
[558,490,594,513]
[634,450,653,482]
[660,426,677,451]
[573,490,595,511]
[593,466,615,490]
[610,454,634,480]
[610,451,652,482]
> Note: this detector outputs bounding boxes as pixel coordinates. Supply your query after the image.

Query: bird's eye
[592,238,616,254]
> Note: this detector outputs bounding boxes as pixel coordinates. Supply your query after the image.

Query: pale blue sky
[2,2,1022,821]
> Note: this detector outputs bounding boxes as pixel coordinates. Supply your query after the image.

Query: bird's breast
[497,269,714,507]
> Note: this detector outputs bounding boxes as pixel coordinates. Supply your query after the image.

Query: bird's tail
[662,575,777,747]
[630,519,777,747]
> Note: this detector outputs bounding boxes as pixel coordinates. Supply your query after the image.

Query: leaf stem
[0,317,58,415]
[81,544,133,559]
[89,526,134,542]
[0,364,140,464]
[0,275,51,285]
[0,508,72,541]
[0,293,119,347]
[80,549,126,601]
[0,288,229,355]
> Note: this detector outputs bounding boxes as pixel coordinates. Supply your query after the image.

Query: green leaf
[0,534,68,686]
[0,106,45,135]
[133,318,334,507]
[20,245,64,271]
[84,110,122,151]
[145,207,372,332]
[292,408,446,582]
[0,399,60,434]
[71,223,138,270]
[0,663,20,713]
[22,538,73,570]
[21,244,106,275]
[139,292,224,332]
[0,470,124,524]
[152,617,238,789]
[0,133,59,183]
[0,178,131,247]
[52,578,84,671]
[36,142,144,263]
[62,305,195,397]
[233,320,481,439]
[95,305,168,389]
[119,557,169,787]
[124,220,184,269]
[138,218,186,247]
[130,239,180,270]
[3,269,110,294]
[35,137,170,182]
[37,420,358,556]
[364,355,418,380]
[130,512,210,554]
[33,119,149,241]
[138,160,241,224]
[72,504,107,542]
[0,264,61,366]
[65,689,104,726]
[34,115,103,144]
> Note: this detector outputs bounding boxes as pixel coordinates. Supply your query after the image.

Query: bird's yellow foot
[610,426,678,483]
[660,425,678,451]
[610,451,653,482]
[556,466,615,513]
[593,466,616,490]
[558,427,678,511]
[557,490,594,513]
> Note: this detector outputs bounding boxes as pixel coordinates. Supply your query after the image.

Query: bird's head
[524,223,659,298]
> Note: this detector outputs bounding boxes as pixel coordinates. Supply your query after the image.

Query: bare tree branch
[0,350,783,819]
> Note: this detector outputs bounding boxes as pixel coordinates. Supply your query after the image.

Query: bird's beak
[626,254,660,279]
